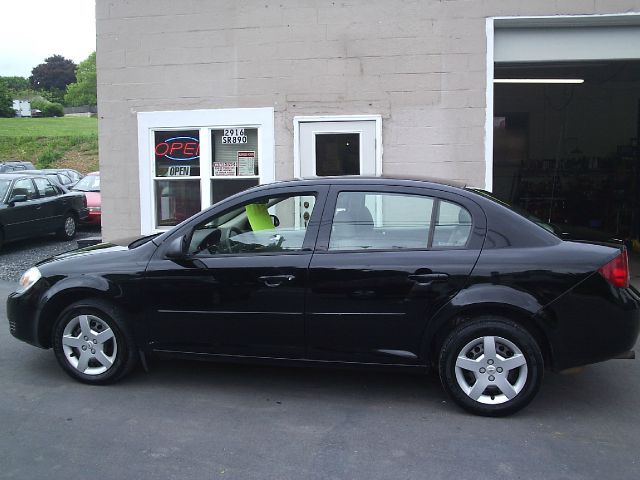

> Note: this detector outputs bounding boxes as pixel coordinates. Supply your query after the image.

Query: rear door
[33,177,64,232]
[306,184,486,364]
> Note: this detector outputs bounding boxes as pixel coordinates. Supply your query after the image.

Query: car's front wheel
[438,317,543,416]
[52,299,137,384]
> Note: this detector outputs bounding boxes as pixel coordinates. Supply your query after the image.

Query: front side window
[188,193,316,256]
[11,178,37,200]
[328,191,472,251]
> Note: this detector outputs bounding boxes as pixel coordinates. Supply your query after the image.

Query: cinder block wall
[96,0,640,240]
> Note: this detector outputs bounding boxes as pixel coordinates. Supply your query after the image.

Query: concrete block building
[97,0,640,240]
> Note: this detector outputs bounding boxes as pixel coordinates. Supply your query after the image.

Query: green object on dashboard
[245,203,274,231]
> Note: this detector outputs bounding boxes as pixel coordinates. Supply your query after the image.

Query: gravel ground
[0,226,101,282]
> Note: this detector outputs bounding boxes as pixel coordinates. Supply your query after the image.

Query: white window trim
[137,107,275,234]
[293,115,383,179]
[485,12,640,192]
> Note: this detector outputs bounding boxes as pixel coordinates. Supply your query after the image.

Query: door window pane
[155,180,201,227]
[154,130,200,177]
[432,200,472,248]
[315,133,360,176]
[12,178,37,200]
[189,194,316,256]
[33,177,58,197]
[329,191,434,250]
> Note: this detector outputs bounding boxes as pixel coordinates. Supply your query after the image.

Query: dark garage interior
[493,60,640,244]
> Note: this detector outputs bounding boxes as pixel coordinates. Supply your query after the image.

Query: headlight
[88,206,101,212]
[17,267,42,294]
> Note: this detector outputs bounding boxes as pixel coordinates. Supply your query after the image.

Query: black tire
[438,317,543,417]
[52,298,137,384]
[56,212,77,240]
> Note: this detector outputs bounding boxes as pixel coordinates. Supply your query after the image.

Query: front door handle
[408,273,449,285]
[259,274,295,287]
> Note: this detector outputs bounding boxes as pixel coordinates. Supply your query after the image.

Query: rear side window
[34,177,59,197]
[432,200,472,248]
[329,191,434,250]
[329,191,472,251]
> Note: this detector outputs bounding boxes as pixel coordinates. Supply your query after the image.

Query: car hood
[37,242,128,266]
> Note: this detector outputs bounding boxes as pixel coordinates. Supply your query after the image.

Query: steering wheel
[222,227,244,253]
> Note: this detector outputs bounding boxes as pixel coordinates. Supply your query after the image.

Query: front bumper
[80,210,101,225]
[6,280,49,348]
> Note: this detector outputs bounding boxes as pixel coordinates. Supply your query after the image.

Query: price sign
[237,151,256,176]
[213,161,237,176]
[222,128,248,144]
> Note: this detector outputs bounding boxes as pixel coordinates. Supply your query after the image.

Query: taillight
[598,249,630,288]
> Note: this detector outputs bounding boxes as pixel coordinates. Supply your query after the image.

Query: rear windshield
[466,188,556,234]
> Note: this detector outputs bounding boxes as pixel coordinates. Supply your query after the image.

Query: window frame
[158,184,330,260]
[317,184,482,253]
[138,108,275,235]
[10,177,38,201]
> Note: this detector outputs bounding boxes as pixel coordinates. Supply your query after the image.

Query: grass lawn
[0,116,99,173]
[0,116,98,137]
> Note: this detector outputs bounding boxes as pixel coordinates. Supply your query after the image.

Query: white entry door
[297,119,380,179]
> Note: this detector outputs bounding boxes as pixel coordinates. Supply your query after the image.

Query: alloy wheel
[61,314,118,375]
[454,335,528,404]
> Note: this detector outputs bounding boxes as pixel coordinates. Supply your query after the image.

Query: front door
[297,119,379,178]
[306,185,486,364]
[144,186,328,358]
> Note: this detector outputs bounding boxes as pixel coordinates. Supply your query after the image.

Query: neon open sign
[155,136,200,161]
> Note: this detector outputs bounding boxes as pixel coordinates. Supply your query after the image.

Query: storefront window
[210,128,259,204]
[154,179,201,227]
[154,130,200,177]
[139,108,274,233]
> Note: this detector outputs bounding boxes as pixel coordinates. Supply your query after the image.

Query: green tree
[0,76,30,93]
[30,55,77,92]
[0,82,15,117]
[64,52,96,106]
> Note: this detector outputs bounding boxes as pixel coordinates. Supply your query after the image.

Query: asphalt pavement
[1,277,640,479]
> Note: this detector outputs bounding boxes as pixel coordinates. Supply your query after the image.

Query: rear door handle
[408,273,449,285]
[259,274,295,287]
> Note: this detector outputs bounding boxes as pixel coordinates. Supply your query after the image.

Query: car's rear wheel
[52,299,137,384]
[57,212,77,240]
[438,317,543,416]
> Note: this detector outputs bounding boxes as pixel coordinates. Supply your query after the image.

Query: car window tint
[432,200,472,248]
[34,177,59,197]
[11,178,37,200]
[57,173,73,185]
[188,193,317,256]
[329,191,434,251]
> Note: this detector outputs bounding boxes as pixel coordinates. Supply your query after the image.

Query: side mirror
[165,235,187,259]
[270,214,280,227]
[8,194,27,206]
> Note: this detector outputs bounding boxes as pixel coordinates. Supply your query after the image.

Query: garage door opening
[493,60,640,242]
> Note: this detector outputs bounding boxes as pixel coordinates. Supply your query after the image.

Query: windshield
[467,188,556,234]
[0,179,11,200]
[73,174,100,192]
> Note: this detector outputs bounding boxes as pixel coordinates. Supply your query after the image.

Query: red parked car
[71,172,100,225]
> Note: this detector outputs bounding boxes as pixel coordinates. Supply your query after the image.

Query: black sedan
[0,173,88,249]
[7,177,639,416]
